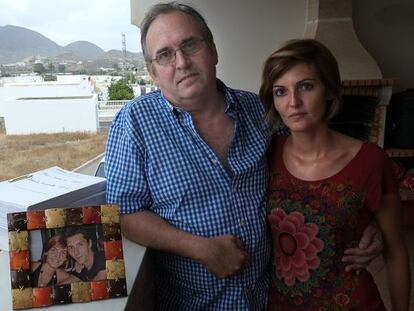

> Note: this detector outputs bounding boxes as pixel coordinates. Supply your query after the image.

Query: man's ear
[211,43,218,66]
[148,63,159,86]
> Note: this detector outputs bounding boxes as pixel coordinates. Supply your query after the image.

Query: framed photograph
[7,204,127,310]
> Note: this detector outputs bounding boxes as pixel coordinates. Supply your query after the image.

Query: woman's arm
[375,193,411,311]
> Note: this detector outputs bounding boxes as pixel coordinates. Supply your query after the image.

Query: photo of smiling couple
[30,225,106,288]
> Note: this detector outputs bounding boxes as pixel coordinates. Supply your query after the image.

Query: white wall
[0,80,98,134]
[131,0,414,93]
[353,0,414,92]
[186,0,306,92]
[1,97,98,134]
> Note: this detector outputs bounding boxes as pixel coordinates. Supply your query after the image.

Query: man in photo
[66,228,106,281]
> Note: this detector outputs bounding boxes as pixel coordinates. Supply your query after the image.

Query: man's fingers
[344,263,366,273]
[359,221,383,249]
[206,235,251,278]
[233,237,245,250]
[344,240,383,257]
[358,224,376,249]
[232,239,250,265]
[343,247,370,256]
[342,254,373,264]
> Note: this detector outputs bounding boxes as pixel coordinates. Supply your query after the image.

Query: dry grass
[0,132,107,181]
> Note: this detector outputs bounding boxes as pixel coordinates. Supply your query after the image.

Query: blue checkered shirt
[106,80,280,310]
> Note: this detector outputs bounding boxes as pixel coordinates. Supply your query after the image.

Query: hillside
[0,25,145,74]
[0,25,63,63]
[0,25,142,66]
[64,41,105,60]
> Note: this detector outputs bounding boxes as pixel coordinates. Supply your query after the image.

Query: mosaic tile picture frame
[7,204,127,310]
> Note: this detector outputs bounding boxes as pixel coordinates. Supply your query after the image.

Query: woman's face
[272,62,328,133]
[45,243,67,269]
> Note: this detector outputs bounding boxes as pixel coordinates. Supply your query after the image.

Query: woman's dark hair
[140,1,214,64]
[259,39,342,129]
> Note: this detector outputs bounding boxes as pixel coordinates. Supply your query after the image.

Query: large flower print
[269,208,324,286]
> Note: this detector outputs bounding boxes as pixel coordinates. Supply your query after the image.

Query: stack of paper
[0,166,106,250]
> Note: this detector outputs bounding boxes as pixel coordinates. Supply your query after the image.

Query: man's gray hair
[140,1,214,64]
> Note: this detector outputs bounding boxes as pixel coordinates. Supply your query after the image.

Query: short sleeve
[364,144,399,213]
[105,108,152,214]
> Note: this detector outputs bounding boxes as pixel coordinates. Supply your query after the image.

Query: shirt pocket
[146,156,191,222]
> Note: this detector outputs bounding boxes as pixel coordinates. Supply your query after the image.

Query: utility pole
[122,33,127,81]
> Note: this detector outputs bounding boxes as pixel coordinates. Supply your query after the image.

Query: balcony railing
[97,100,129,128]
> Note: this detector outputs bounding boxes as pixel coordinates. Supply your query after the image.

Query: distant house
[0,75,98,134]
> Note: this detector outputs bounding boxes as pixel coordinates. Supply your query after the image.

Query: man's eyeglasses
[151,38,206,66]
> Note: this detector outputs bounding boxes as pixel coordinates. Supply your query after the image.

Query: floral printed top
[267,136,398,311]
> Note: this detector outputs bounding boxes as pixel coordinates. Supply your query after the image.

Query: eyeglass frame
[149,37,207,66]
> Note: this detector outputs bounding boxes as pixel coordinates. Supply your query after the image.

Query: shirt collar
[159,79,239,116]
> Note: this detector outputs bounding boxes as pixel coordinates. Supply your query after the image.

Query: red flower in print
[269,208,324,286]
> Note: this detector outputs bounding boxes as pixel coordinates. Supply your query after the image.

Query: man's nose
[175,49,191,69]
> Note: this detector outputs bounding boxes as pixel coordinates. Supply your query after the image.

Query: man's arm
[121,211,249,278]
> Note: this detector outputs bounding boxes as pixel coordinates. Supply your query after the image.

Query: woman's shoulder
[336,133,390,168]
[334,132,363,150]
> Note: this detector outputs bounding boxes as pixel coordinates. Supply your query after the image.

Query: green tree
[108,80,134,100]
[33,63,45,74]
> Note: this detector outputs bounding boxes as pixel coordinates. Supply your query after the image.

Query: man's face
[146,11,218,106]
[67,233,91,265]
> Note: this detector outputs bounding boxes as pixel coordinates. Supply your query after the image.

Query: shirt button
[211,159,219,165]
[239,220,245,227]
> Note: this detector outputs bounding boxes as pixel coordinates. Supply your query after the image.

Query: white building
[0,75,98,134]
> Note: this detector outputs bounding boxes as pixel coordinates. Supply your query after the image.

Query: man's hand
[120,212,250,278]
[342,222,383,273]
[197,235,250,279]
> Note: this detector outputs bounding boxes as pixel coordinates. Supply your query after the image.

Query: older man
[105,2,380,310]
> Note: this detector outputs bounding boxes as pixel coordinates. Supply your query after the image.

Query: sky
[0,0,142,52]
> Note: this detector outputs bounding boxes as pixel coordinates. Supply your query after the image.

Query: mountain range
[0,25,142,66]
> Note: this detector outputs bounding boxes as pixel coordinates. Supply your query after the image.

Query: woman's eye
[273,88,285,97]
[300,82,313,90]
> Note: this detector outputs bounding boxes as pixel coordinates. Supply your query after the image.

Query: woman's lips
[288,112,307,120]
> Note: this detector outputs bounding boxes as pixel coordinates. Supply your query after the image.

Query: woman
[259,39,410,310]
[31,235,79,287]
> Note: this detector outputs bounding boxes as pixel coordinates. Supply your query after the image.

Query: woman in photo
[260,39,410,310]
[31,235,79,287]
